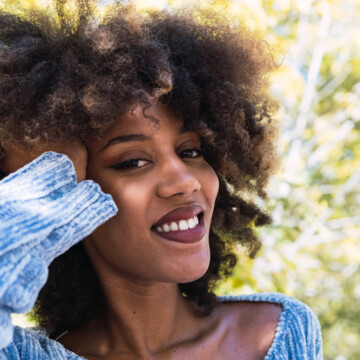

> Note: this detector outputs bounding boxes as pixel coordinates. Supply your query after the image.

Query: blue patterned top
[0,152,323,359]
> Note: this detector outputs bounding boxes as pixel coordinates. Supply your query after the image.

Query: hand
[0,139,87,182]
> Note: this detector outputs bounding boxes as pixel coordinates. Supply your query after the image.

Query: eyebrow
[101,134,151,152]
[100,126,190,152]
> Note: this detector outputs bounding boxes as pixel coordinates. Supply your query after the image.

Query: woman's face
[84,103,219,284]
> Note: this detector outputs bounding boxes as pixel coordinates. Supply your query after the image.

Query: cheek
[85,179,152,270]
[106,181,149,231]
[98,175,158,247]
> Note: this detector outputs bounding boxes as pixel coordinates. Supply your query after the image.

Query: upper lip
[152,204,204,228]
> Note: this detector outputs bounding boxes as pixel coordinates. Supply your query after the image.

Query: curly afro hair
[0,0,279,337]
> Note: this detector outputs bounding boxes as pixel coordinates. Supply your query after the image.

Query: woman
[0,1,323,359]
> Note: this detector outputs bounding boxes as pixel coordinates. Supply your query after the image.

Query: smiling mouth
[152,213,202,233]
[151,213,205,244]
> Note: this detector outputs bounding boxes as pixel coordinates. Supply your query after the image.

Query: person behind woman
[0,1,323,358]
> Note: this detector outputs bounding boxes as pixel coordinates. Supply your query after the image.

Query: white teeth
[187,218,196,229]
[155,214,200,233]
[170,222,179,231]
[179,220,189,230]
[163,224,171,232]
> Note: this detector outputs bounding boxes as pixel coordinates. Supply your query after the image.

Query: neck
[75,271,200,358]
[102,276,190,349]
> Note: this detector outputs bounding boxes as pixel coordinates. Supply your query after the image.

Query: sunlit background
[3,0,359,359]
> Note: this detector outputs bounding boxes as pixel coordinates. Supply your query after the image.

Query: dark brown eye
[180,149,203,158]
[111,159,150,170]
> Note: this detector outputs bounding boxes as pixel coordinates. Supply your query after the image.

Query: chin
[175,256,210,284]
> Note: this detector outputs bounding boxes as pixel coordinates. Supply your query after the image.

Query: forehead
[118,103,183,132]
[87,102,185,151]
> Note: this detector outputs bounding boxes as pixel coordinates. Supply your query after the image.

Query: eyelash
[111,148,203,170]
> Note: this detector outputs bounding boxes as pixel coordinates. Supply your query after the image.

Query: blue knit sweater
[0,152,323,359]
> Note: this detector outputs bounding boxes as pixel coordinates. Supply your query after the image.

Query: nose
[156,156,201,198]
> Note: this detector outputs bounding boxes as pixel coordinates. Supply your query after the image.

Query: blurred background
[3,0,359,359]
[213,2,360,360]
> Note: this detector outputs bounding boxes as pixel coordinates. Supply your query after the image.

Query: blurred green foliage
[3,0,359,359]
[213,1,360,359]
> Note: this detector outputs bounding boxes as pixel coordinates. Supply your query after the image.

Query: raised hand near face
[0,138,87,182]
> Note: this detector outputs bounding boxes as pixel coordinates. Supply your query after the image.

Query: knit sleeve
[280,297,323,359]
[0,152,118,350]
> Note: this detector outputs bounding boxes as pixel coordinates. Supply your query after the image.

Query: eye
[111,158,151,170]
[180,148,203,159]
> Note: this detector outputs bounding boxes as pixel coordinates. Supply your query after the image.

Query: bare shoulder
[216,300,283,359]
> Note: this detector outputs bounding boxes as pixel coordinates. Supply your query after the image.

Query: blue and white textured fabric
[0,152,118,350]
[220,294,323,359]
[0,152,323,359]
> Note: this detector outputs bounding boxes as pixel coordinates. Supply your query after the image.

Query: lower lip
[152,215,206,244]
